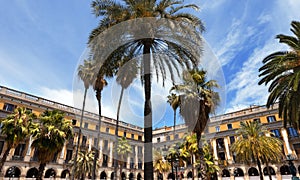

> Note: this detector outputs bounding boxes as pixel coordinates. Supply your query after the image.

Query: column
[281,128,292,154]
[212,139,218,160]
[88,137,92,151]
[109,141,113,167]
[135,145,138,168]
[99,139,103,163]
[58,142,66,164]
[24,136,33,161]
[224,137,232,162]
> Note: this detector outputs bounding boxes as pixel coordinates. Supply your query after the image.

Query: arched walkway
[45,168,56,178]
[248,167,259,176]
[222,169,230,177]
[263,167,276,175]
[100,171,107,179]
[110,172,114,180]
[26,167,38,178]
[234,168,244,177]
[61,169,70,178]
[129,172,134,180]
[5,166,21,178]
[121,172,126,180]
[280,165,291,175]
[187,171,193,178]
[137,173,142,180]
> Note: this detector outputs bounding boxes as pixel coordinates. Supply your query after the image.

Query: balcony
[12,155,24,161]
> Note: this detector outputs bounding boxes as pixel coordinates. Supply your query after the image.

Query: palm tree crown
[259,21,300,129]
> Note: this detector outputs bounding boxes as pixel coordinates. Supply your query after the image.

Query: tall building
[0,85,299,180]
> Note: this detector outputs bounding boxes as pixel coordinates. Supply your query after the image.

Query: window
[218,152,226,160]
[175,134,179,139]
[270,129,281,137]
[82,136,87,146]
[94,138,98,147]
[131,134,134,139]
[124,132,127,137]
[138,135,142,141]
[267,116,276,123]
[84,122,88,128]
[106,128,110,133]
[227,124,232,130]
[229,136,235,144]
[102,154,108,167]
[104,140,109,150]
[71,119,77,125]
[253,118,261,123]
[95,125,99,130]
[130,158,134,168]
[0,141,4,155]
[131,145,135,155]
[157,138,160,143]
[216,138,224,149]
[166,136,170,141]
[138,146,142,155]
[215,126,220,132]
[138,159,142,169]
[3,103,16,112]
[288,127,299,137]
[14,144,25,157]
[65,150,73,163]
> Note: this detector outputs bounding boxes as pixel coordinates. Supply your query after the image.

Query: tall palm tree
[116,137,132,180]
[167,93,180,138]
[31,110,73,180]
[89,1,204,178]
[171,69,219,147]
[258,21,300,130]
[114,58,138,179]
[153,150,171,179]
[92,74,108,179]
[201,143,219,180]
[73,59,96,180]
[0,107,38,174]
[230,121,283,180]
[70,149,98,180]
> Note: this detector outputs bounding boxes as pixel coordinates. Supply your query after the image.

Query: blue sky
[0,0,299,128]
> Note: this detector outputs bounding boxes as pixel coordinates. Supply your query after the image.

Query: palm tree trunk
[72,88,87,180]
[92,89,102,179]
[37,162,46,180]
[173,110,176,139]
[0,144,12,174]
[191,152,194,180]
[266,161,272,180]
[256,156,264,180]
[114,87,124,180]
[143,39,153,180]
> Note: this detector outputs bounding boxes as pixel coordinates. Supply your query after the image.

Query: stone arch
[110,172,115,180]
[26,167,38,178]
[121,172,126,180]
[61,169,70,178]
[280,165,291,175]
[5,166,21,178]
[129,172,134,180]
[263,166,276,175]
[137,173,142,180]
[248,167,259,176]
[45,168,56,178]
[234,168,244,177]
[222,169,230,177]
[100,171,107,179]
[187,171,193,178]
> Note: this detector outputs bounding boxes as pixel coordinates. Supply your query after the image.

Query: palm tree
[116,137,132,180]
[167,93,180,138]
[70,149,98,180]
[89,1,204,178]
[258,21,300,130]
[201,143,219,180]
[171,69,219,147]
[153,150,171,179]
[31,110,73,180]
[73,59,96,180]
[167,143,185,180]
[230,121,283,180]
[0,107,38,174]
[180,133,198,180]
[114,58,138,179]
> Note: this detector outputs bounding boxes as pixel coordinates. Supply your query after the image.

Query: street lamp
[286,154,297,179]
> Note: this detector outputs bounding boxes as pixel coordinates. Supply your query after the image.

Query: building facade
[0,86,300,180]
